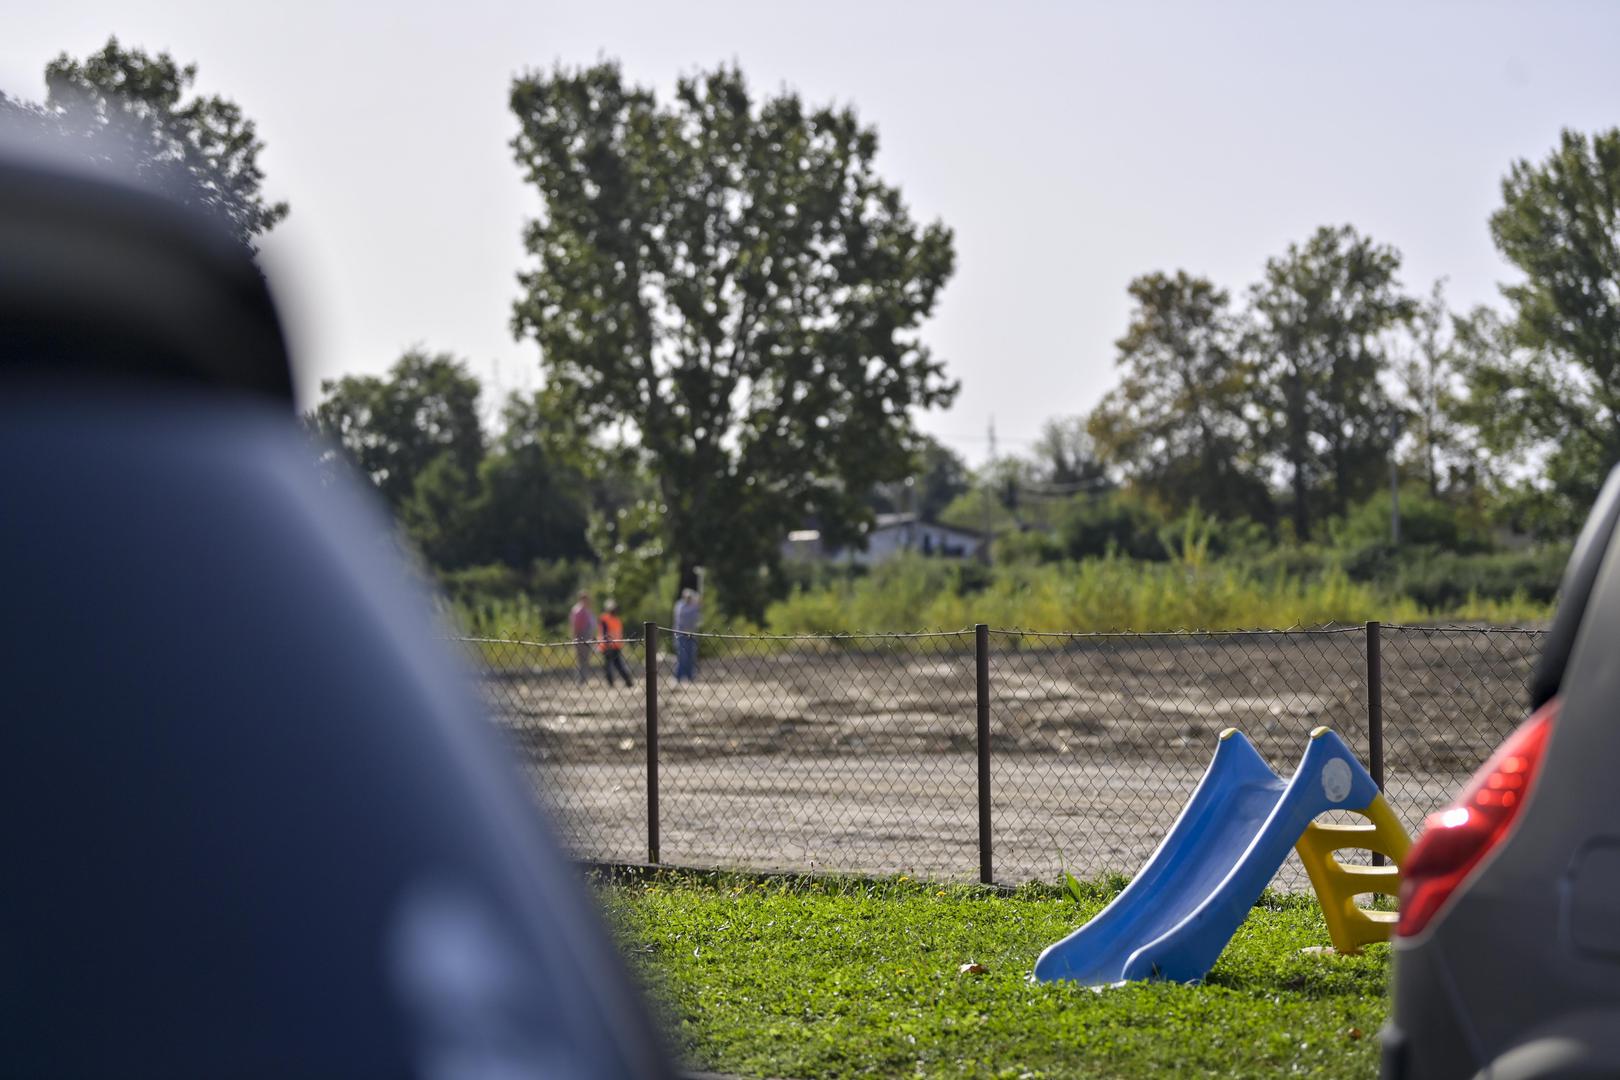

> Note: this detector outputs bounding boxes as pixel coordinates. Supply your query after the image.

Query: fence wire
[462,622,1544,889]
[461,635,649,866]
[1379,627,1544,826]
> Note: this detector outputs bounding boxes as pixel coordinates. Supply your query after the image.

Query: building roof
[869,513,983,539]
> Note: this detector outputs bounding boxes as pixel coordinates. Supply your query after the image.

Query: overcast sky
[8,1,1619,463]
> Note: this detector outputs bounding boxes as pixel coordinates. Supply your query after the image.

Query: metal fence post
[644,621,660,865]
[975,623,993,885]
[1366,620,1384,866]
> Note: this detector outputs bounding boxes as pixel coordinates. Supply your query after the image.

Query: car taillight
[1396,697,1559,938]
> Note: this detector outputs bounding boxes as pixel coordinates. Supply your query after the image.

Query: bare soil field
[477,627,1541,886]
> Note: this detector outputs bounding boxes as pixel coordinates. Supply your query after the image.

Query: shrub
[1058,492,1169,561]
[993,529,1063,565]
[1391,547,1567,610]
[1333,488,1493,553]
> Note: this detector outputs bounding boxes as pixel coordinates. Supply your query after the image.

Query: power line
[933,432,1043,445]
[1011,479,1109,496]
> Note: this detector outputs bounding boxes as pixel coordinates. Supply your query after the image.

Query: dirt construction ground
[475,627,1542,888]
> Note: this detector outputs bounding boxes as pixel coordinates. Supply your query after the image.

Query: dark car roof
[0,148,294,401]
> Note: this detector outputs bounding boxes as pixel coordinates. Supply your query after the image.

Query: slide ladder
[1294,753,1411,954]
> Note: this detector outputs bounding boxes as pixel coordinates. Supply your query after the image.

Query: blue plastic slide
[1033,728,1382,985]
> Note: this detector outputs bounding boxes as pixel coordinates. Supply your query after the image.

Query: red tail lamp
[1397,698,1559,938]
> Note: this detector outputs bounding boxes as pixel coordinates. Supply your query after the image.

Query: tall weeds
[763,553,1546,635]
[447,552,1552,642]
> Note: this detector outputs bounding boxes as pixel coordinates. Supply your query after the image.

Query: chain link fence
[461,622,1543,889]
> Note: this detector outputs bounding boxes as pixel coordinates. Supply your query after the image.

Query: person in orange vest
[597,599,633,688]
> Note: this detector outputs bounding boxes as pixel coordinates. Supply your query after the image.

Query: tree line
[10,41,1618,621]
[1086,134,1620,547]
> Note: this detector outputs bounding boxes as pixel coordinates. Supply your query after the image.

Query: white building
[782,513,987,566]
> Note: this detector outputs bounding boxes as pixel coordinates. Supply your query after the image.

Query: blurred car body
[0,148,672,1077]
[1384,465,1620,1079]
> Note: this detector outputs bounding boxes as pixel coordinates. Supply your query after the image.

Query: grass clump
[599,871,1389,1079]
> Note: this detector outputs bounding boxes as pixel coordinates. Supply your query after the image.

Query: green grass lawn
[598,871,1389,1079]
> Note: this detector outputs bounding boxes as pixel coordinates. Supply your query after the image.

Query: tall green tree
[309,350,485,512]
[1464,128,1620,530]
[309,362,596,572]
[986,416,1114,539]
[0,37,287,245]
[1031,416,1112,494]
[398,453,480,569]
[869,435,971,523]
[1449,305,1528,487]
[1395,280,1454,497]
[1248,226,1414,539]
[1088,271,1268,521]
[509,61,957,617]
[473,391,593,567]
[1392,279,1486,499]
[910,437,973,523]
[938,464,1027,538]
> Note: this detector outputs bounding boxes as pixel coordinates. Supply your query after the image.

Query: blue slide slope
[1034,728,1380,986]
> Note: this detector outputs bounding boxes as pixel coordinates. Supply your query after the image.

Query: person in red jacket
[597,600,633,688]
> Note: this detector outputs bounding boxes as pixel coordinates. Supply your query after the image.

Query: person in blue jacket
[672,587,701,683]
